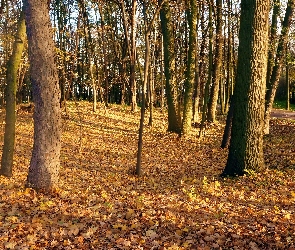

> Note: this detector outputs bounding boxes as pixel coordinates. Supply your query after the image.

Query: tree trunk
[221,96,233,149]
[286,60,290,110]
[24,0,61,191]
[136,0,164,175]
[159,0,181,134]
[1,9,26,177]
[207,0,223,123]
[130,0,137,111]
[195,1,206,123]
[266,0,280,88]
[221,0,269,177]
[199,1,213,137]
[99,5,110,106]
[264,0,295,134]
[182,0,197,136]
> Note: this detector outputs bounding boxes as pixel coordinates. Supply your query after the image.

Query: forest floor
[0,101,295,250]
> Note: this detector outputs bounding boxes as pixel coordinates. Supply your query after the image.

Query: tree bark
[199,1,213,137]
[130,0,137,111]
[1,9,26,177]
[182,0,197,136]
[159,0,181,134]
[24,0,61,191]
[207,0,223,123]
[221,0,269,177]
[136,0,165,175]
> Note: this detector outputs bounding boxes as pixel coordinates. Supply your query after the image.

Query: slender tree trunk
[91,64,97,112]
[160,35,165,111]
[24,0,61,191]
[192,4,200,123]
[148,28,156,126]
[136,5,149,176]
[207,0,223,123]
[1,10,26,177]
[221,96,233,149]
[221,0,269,177]
[225,0,233,114]
[99,5,110,106]
[264,0,295,134]
[286,59,290,110]
[182,0,197,136]
[159,0,181,134]
[136,0,164,175]
[196,1,206,123]
[199,1,213,137]
[267,0,280,85]
[130,0,137,111]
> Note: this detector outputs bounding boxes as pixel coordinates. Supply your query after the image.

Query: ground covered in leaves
[1,101,295,250]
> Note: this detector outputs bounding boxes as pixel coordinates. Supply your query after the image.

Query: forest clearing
[0,102,295,250]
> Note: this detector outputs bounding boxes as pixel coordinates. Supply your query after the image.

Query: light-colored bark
[24,0,61,191]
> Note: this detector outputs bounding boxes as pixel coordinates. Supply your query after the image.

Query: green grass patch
[273,100,295,111]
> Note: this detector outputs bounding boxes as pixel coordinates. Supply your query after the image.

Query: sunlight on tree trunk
[1,9,26,177]
[24,0,61,191]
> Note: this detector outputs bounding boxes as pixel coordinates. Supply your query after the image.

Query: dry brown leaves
[0,102,295,249]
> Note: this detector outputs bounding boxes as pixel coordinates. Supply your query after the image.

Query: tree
[1,9,26,177]
[119,0,138,111]
[221,0,270,177]
[207,0,223,123]
[159,0,181,134]
[199,0,213,137]
[182,0,198,136]
[24,0,61,191]
[136,0,164,176]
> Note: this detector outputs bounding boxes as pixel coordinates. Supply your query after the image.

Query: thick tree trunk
[222,0,269,177]
[159,0,181,134]
[1,10,26,177]
[24,0,61,191]
[264,0,295,134]
[182,0,197,136]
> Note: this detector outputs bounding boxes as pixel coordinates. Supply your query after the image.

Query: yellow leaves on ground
[0,102,295,249]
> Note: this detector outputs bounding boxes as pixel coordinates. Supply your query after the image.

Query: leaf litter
[0,101,295,249]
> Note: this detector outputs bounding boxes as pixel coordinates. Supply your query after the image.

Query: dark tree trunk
[207,0,223,123]
[221,97,233,149]
[159,0,181,134]
[24,0,61,191]
[182,0,198,136]
[221,0,269,177]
